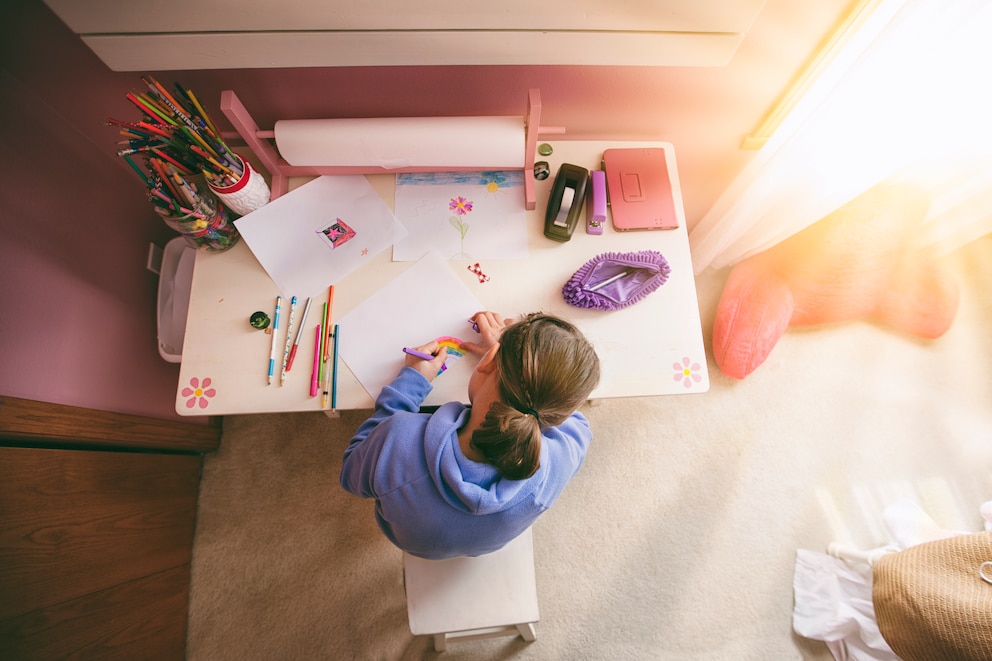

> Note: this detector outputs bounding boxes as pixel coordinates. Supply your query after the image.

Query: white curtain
[689,0,992,274]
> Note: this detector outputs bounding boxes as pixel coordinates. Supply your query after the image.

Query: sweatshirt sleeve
[339,367,433,497]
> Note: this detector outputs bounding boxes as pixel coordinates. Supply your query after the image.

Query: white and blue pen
[267,295,282,385]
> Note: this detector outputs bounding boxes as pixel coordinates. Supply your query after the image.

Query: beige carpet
[187,236,992,660]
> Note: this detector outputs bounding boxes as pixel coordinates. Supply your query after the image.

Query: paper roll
[274,116,525,169]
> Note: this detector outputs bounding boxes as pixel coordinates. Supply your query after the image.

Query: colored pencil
[280,296,297,385]
[318,302,328,387]
[111,78,248,207]
[125,92,174,125]
[285,297,312,372]
[184,86,222,139]
[331,324,340,410]
[323,286,335,363]
[320,340,331,409]
[310,325,322,397]
[267,296,281,385]
[122,155,149,185]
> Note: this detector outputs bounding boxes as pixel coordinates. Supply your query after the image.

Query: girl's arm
[346,367,432,448]
[340,367,432,496]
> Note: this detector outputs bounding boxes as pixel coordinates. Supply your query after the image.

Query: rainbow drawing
[433,336,465,375]
[436,336,465,357]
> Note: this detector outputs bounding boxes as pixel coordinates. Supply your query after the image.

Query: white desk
[176,141,709,415]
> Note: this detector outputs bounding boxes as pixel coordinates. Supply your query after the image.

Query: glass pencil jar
[154,184,240,252]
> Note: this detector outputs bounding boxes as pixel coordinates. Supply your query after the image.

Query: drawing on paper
[449,196,474,215]
[316,218,356,249]
[481,172,508,195]
[448,196,474,258]
[393,170,528,262]
[436,336,465,357]
[433,336,466,375]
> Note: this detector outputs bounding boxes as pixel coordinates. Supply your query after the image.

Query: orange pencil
[145,75,187,118]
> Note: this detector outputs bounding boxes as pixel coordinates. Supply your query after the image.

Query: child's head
[470,313,600,480]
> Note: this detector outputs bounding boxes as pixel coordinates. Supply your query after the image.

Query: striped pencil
[285,297,312,373]
[280,296,297,385]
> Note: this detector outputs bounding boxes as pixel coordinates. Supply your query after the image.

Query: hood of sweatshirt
[422,401,547,515]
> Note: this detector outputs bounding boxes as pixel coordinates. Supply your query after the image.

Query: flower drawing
[181,376,216,409]
[449,196,474,258]
[673,357,703,389]
[449,196,473,215]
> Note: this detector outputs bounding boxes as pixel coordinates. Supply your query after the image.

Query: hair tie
[522,407,540,421]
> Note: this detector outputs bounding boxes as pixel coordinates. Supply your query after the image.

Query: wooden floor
[0,396,220,660]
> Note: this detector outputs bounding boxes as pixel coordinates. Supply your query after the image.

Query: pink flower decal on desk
[673,357,703,389]
[182,377,216,409]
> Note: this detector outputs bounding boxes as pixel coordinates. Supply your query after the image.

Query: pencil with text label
[280,296,298,385]
[285,297,312,373]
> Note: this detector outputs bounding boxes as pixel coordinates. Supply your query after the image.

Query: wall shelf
[44,0,766,70]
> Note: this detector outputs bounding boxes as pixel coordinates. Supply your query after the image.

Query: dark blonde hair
[470,313,600,480]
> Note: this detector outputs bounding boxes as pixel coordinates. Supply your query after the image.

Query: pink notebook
[603,148,678,231]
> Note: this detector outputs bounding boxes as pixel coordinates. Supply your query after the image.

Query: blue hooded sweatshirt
[340,366,591,560]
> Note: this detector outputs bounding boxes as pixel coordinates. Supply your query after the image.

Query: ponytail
[470,313,600,480]
[471,401,543,479]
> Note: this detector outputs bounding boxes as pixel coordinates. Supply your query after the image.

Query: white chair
[403,527,540,652]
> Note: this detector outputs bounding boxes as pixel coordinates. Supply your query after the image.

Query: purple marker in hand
[403,347,435,361]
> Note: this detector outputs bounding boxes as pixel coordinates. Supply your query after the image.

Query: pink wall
[0,0,850,421]
[1,2,187,421]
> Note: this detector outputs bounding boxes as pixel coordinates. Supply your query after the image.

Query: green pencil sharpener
[249,311,270,330]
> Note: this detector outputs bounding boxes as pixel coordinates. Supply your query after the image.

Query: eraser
[587,170,607,235]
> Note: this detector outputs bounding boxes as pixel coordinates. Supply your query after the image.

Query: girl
[340,311,600,560]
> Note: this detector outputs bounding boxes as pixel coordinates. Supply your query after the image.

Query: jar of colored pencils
[154,184,240,252]
[205,153,270,217]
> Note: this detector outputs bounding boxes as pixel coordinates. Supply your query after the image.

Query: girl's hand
[404,340,448,382]
[462,311,513,356]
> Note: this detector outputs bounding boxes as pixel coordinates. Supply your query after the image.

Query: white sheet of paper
[337,251,483,405]
[392,170,528,261]
[234,175,407,299]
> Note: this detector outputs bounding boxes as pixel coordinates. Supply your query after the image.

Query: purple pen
[403,347,435,361]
